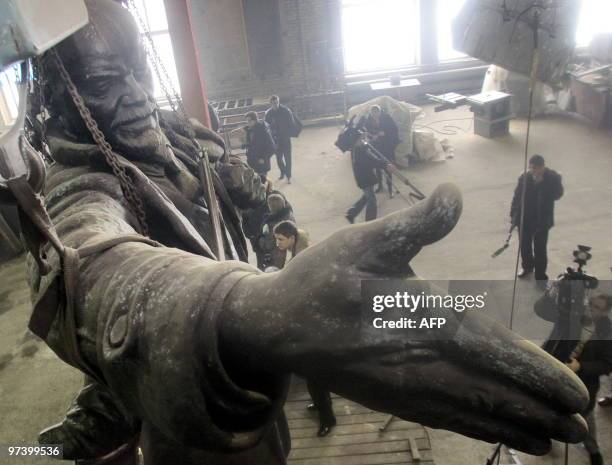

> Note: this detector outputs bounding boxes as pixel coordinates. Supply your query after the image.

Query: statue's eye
[86,76,114,95]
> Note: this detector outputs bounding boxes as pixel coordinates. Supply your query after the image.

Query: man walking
[510,154,563,287]
[265,95,299,183]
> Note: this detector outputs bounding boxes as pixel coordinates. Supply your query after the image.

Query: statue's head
[43,0,164,158]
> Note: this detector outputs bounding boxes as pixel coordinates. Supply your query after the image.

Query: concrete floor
[0,105,611,464]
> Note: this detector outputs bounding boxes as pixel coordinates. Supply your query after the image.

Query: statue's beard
[111,119,165,159]
[61,103,165,160]
[109,107,164,158]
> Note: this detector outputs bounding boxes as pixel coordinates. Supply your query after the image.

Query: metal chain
[51,49,149,237]
[126,0,190,124]
[125,1,227,259]
[34,56,49,160]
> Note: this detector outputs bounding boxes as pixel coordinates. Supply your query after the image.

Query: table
[370,78,421,102]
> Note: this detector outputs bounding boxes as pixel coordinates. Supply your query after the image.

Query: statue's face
[53,1,164,157]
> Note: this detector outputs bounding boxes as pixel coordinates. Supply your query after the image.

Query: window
[436,0,468,61]
[341,0,420,73]
[575,0,612,48]
[129,0,181,101]
[0,65,20,129]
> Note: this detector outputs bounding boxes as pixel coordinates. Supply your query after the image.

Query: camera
[537,245,598,362]
[559,245,598,290]
[335,115,361,153]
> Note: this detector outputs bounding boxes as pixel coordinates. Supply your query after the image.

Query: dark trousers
[376,169,393,196]
[275,139,292,179]
[347,186,377,222]
[520,223,549,280]
[306,380,335,426]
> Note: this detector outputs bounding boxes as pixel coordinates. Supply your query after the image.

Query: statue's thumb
[354,183,463,275]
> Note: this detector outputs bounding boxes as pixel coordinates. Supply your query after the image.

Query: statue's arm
[33,164,285,451]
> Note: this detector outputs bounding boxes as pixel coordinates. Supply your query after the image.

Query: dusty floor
[0,105,611,464]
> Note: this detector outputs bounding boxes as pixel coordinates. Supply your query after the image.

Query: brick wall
[191,0,343,104]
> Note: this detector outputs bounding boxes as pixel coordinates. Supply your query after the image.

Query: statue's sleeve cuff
[197,268,290,451]
[99,258,288,452]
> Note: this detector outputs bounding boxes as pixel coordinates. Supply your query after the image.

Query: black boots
[317,417,337,437]
[590,452,604,465]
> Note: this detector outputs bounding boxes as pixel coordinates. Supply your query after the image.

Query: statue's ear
[40,52,67,119]
[41,51,90,139]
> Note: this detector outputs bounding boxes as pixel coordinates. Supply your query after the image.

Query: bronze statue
[21,1,588,464]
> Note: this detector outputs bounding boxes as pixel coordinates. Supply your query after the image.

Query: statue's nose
[122,74,149,106]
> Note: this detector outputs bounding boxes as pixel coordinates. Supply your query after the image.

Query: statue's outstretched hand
[221,183,588,455]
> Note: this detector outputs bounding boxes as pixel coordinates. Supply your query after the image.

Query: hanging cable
[487,4,568,465]
[509,8,541,330]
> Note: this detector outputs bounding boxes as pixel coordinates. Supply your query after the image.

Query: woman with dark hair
[272,221,337,437]
[272,220,308,260]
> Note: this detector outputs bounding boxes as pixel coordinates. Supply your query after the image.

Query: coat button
[109,315,128,347]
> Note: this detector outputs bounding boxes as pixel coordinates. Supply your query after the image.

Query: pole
[163,0,211,128]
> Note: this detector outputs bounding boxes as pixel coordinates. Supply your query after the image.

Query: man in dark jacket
[346,136,391,223]
[363,105,400,197]
[565,294,612,465]
[245,111,276,179]
[265,95,297,183]
[510,154,563,286]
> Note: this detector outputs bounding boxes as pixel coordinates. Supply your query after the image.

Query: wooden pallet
[287,378,434,465]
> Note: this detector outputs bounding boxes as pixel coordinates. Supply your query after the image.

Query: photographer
[363,105,400,198]
[564,294,612,465]
[345,136,393,223]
